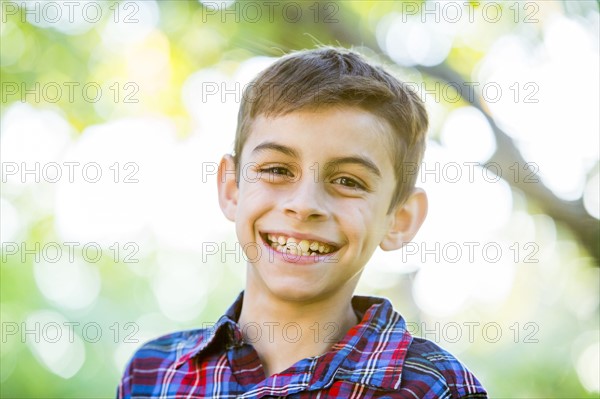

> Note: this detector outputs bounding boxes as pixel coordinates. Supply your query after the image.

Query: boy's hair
[234,47,428,212]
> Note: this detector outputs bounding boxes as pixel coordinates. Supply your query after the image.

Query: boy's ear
[217,154,238,222]
[380,188,428,251]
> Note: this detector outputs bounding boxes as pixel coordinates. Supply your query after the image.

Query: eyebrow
[251,142,299,158]
[327,156,382,178]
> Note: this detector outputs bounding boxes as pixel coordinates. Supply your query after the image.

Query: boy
[118,47,488,398]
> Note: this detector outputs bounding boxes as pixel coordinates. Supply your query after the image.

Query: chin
[265,281,329,303]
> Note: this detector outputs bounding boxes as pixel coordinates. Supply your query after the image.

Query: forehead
[242,107,396,168]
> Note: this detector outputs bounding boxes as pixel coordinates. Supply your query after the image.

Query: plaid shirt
[118,293,487,398]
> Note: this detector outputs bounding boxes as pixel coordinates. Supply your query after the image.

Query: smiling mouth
[261,233,339,257]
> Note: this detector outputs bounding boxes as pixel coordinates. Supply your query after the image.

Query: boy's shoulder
[342,295,487,397]
[125,319,228,369]
[123,294,244,380]
[401,336,487,398]
[123,328,206,373]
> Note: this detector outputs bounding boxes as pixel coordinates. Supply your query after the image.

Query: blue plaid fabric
[118,292,487,398]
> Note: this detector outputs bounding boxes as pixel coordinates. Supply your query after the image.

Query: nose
[283,175,328,222]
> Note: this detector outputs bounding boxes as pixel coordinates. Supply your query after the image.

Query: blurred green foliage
[1,1,599,398]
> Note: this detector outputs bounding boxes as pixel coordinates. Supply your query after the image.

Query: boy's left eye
[331,176,365,190]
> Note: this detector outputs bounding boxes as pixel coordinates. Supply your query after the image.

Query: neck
[238,281,359,378]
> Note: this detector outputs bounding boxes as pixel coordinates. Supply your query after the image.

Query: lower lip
[260,239,336,265]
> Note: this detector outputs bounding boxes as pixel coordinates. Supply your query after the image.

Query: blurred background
[1,0,599,397]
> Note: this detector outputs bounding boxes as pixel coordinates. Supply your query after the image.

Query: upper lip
[260,230,342,249]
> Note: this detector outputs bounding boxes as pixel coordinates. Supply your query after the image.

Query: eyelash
[259,166,293,177]
[331,176,366,190]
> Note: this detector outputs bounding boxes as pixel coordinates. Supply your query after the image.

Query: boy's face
[219,107,421,303]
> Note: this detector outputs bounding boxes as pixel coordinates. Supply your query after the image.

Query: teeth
[299,240,309,252]
[287,243,299,255]
[266,233,335,254]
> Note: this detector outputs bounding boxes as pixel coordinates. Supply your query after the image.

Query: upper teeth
[266,234,334,255]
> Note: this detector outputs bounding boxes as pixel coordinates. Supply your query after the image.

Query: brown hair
[234,47,428,212]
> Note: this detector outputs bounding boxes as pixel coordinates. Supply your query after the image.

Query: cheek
[338,205,373,236]
[350,204,389,244]
[238,182,267,205]
[236,182,275,222]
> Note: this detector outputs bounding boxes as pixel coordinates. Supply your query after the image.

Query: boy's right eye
[262,166,291,176]
[257,166,296,182]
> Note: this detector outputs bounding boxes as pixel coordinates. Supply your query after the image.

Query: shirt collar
[174,292,413,391]
[173,291,245,368]
[308,295,413,391]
